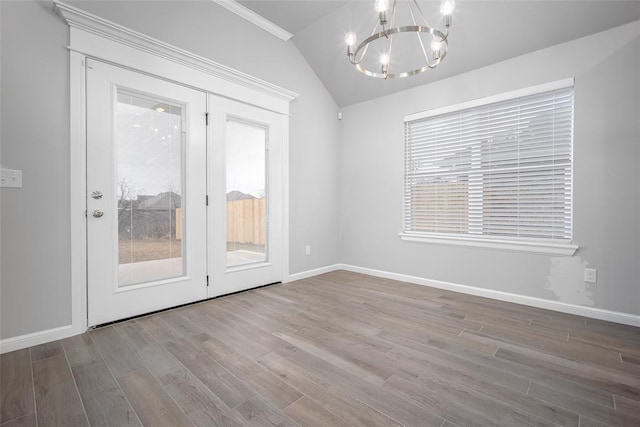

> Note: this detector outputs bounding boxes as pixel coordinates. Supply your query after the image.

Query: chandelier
[345,0,455,79]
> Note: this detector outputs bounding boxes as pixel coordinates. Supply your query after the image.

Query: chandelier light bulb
[430,38,444,51]
[375,0,388,25]
[375,0,389,13]
[380,53,389,77]
[344,32,357,47]
[440,0,455,15]
[345,32,357,56]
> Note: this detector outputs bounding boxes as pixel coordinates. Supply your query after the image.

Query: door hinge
[206,275,209,287]
[206,195,209,206]
[205,112,209,126]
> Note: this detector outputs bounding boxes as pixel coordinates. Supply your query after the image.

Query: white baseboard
[338,264,640,328]
[0,324,79,354]
[4,262,637,354]
[286,264,342,282]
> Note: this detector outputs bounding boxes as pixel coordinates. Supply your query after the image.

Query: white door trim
[70,49,88,336]
[54,0,298,111]
[59,0,295,339]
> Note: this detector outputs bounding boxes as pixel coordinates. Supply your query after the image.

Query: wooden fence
[226,198,265,245]
[409,182,468,233]
[175,200,265,245]
[176,208,182,240]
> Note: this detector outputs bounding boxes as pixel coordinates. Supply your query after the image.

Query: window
[401,79,577,255]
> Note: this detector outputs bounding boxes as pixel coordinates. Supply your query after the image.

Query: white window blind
[404,83,574,243]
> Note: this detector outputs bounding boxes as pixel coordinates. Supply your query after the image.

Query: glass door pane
[225,119,267,267]
[116,91,185,286]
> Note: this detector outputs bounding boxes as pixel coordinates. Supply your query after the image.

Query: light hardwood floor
[2,270,640,426]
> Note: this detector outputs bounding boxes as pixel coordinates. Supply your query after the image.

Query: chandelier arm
[355,26,447,56]
[349,17,381,65]
[369,15,380,37]
[360,16,381,62]
[411,0,431,27]
[407,0,430,67]
[386,25,394,77]
[385,0,398,74]
[391,0,398,28]
[426,60,440,69]
[383,0,398,39]
[441,25,450,39]
[353,26,448,78]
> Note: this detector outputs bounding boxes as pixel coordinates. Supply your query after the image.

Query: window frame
[400,79,578,256]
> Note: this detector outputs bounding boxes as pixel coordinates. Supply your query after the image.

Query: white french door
[207,96,285,296]
[86,60,286,326]
[86,59,208,326]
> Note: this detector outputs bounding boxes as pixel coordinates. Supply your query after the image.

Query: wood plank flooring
[2,270,640,426]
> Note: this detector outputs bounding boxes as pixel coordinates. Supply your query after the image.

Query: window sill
[399,233,578,256]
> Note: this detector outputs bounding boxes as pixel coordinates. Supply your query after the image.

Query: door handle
[92,210,104,218]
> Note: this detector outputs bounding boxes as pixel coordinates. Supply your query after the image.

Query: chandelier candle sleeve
[345,0,455,79]
[380,53,390,77]
[431,37,443,60]
[345,32,357,56]
[375,0,389,25]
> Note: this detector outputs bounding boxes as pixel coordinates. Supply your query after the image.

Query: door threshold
[89,281,282,330]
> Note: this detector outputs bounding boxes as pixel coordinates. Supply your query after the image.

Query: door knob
[92,210,104,218]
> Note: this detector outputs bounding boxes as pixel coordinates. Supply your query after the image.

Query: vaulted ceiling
[237,1,640,107]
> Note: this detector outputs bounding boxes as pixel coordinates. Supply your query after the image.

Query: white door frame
[57,0,297,337]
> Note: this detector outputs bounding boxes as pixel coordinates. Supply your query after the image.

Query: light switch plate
[0,169,22,188]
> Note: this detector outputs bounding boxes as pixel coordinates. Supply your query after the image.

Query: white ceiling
[237,1,640,107]
[238,0,350,34]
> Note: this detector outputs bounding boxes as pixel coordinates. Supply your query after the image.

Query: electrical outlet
[584,268,597,283]
[0,169,22,188]
[305,245,311,256]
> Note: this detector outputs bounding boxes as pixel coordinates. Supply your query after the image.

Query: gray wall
[0,0,339,340]
[339,21,640,315]
[1,0,72,339]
